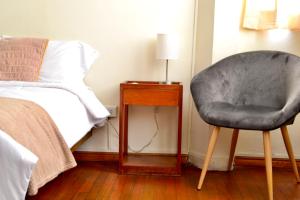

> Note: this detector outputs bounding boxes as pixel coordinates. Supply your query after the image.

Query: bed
[0,37,109,200]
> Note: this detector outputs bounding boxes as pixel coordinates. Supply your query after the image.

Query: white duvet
[0,81,109,200]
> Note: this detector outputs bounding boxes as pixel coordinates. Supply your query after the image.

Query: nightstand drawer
[123,88,179,106]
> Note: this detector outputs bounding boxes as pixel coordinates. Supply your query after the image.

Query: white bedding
[0,130,37,200]
[0,81,109,200]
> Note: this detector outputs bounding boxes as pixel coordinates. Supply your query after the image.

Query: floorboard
[26,161,300,200]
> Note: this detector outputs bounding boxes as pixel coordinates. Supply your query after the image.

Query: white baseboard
[189,151,229,171]
[189,151,300,172]
[236,152,300,159]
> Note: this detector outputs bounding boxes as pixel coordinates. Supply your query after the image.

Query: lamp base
[159,80,174,85]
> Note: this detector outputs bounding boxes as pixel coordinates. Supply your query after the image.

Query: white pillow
[39,40,98,83]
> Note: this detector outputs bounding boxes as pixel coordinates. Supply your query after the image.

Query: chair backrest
[191,51,300,110]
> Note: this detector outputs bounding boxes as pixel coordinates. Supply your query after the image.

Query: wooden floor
[27,161,300,200]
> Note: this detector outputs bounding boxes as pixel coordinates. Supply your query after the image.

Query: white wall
[188,0,218,168]
[0,0,196,154]
[190,0,300,170]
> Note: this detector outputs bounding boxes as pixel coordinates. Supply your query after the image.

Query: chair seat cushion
[200,102,286,130]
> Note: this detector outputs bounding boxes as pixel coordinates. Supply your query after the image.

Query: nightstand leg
[119,103,125,173]
[177,88,183,174]
[124,105,129,154]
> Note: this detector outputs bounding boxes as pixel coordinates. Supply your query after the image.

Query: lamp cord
[107,108,160,153]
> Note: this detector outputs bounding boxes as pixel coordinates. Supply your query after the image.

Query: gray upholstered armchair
[191,51,300,200]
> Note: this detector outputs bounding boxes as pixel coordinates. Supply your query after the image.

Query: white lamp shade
[156,33,178,60]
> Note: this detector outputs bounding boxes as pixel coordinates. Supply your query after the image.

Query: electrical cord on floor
[106,119,110,151]
[106,108,160,153]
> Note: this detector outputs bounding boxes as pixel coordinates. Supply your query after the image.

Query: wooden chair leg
[263,131,273,200]
[197,126,220,190]
[280,126,300,182]
[227,129,239,171]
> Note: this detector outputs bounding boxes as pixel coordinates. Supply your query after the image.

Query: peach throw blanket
[0,97,76,195]
[0,38,48,81]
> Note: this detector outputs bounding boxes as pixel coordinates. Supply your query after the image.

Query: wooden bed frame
[70,129,93,152]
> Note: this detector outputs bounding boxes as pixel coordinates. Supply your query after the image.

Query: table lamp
[156,33,178,84]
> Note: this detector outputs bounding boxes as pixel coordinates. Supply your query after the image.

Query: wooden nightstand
[119,81,183,175]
